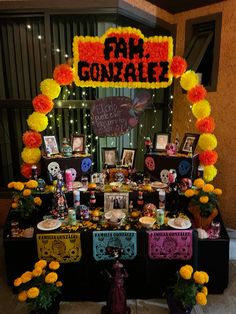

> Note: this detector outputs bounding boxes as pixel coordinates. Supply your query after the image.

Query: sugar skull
[145,156,155,171]
[179,178,192,193]
[68,168,77,181]
[81,158,92,173]
[47,161,60,178]
[178,160,191,176]
[165,143,177,156]
[168,169,177,183]
[160,169,169,184]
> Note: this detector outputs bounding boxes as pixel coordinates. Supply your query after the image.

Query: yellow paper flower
[34,197,42,206]
[21,271,33,283]
[199,196,209,204]
[8,181,16,188]
[49,261,60,270]
[21,147,41,164]
[192,100,211,119]
[34,260,47,269]
[56,281,63,287]
[13,182,25,191]
[200,271,209,283]
[198,133,217,151]
[27,112,48,132]
[179,266,192,280]
[193,271,206,284]
[32,267,43,277]
[18,290,28,302]
[14,277,22,287]
[204,165,217,182]
[12,202,19,209]
[23,189,32,196]
[201,286,208,296]
[213,188,222,196]
[196,292,207,305]
[184,189,195,197]
[26,180,38,189]
[202,184,214,192]
[180,70,199,91]
[27,287,40,299]
[40,79,61,99]
[193,178,205,189]
[45,272,58,284]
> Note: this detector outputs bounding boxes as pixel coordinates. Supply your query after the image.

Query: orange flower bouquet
[14,259,62,313]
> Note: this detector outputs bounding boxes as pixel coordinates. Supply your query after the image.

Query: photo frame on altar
[153,133,170,152]
[72,134,85,153]
[43,135,59,155]
[104,192,129,213]
[102,148,118,168]
[121,148,136,168]
[180,133,200,154]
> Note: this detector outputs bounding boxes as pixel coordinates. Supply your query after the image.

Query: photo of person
[103,149,117,166]
[179,133,199,155]
[104,193,129,213]
[182,137,195,152]
[72,135,85,152]
[43,136,59,155]
[154,134,169,150]
[121,149,136,167]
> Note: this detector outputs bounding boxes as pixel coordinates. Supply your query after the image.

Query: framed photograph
[104,192,129,213]
[121,148,136,168]
[102,148,118,167]
[43,135,59,155]
[72,134,85,153]
[180,133,200,154]
[153,133,170,152]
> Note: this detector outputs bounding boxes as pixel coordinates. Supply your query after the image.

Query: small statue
[145,136,152,154]
[51,172,68,219]
[61,138,72,157]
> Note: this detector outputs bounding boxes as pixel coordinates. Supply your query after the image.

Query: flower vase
[166,290,192,314]
[188,206,218,230]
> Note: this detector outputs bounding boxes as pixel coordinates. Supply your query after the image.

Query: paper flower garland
[21,163,41,179]
[192,100,211,119]
[53,64,74,85]
[187,85,207,103]
[203,165,218,182]
[32,95,54,114]
[21,147,41,164]
[195,117,215,133]
[198,134,217,151]
[27,112,48,132]
[169,56,187,78]
[199,151,218,166]
[22,131,42,148]
[180,70,199,91]
[40,79,61,99]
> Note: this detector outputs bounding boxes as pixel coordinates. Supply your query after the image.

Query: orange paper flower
[195,117,215,133]
[53,64,74,85]
[170,56,187,78]
[22,131,42,148]
[199,150,218,166]
[32,94,54,114]
[187,85,207,103]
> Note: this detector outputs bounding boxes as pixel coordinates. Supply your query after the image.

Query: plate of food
[151,181,167,189]
[168,217,191,229]
[37,219,62,231]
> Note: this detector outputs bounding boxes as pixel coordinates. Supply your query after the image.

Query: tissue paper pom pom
[32,94,53,114]
[53,64,74,85]
[192,100,211,119]
[22,131,42,148]
[180,70,199,91]
[198,134,217,151]
[199,150,218,166]
[27,112,48,132]
[195,117,215,133]
[21,147,41,164]
[187,85,207,103]
[20,162,41,179]
[170,56,187,78]
[204,165,217,182]
[40,79,61,99]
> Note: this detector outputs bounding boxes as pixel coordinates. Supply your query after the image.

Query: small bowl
[139,216,156,228]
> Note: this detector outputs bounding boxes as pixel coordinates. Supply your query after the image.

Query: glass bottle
[137,191,144,211]
[61,138,72,157]
[89,190,96,210]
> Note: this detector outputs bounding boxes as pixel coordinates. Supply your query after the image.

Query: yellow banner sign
[36,233,82,263]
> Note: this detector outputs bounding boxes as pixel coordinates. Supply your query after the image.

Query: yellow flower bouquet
[8,180,42,222]
[14,259,62,313]
[167,264,209,313]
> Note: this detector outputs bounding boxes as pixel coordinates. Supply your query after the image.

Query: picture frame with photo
[43,135,59,155]
[153,133,170,152]
[121,148,136,168]
[71,134,85,153]
[104,192,129,213]
[180,133,200,154]
[102,148,118,168]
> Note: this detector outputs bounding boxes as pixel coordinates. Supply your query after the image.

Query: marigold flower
[7,181,16,189]
[14,182,25,191]
[201,286,208,296]
[49,261,60,270]
[200,271,209,283]
[199,196,209,204]
[193,178,205,189]
[21,271,32,283]
[179,266,192,280]
[34,197,42,206]
[202,184,214,193]
[23,189,32,197]
[193,271,205,284]
[11,202,18,209]
[213,188,222,196]
[196,292,207,305]
[14,277,22,287]
[18,291,28,302]
[27,287,40,299]
[34,260,47,269]
[184,189,195,197]
[56,281,63,287]
[184,264,193,274]
[45,272,58,284]
[32,267,43,277]
[26,180,38,189]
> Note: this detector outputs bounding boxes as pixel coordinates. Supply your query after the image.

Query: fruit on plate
[130,210,140,218]
[88,182,97,190]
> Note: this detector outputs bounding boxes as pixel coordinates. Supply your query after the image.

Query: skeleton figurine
[166,169,180,216]
[51,171,68,220]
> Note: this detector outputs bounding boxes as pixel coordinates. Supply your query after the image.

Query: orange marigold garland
[170,56,187,78]
[195,117,215,133]
[187,85,207,103]
[53,64,74,85]
[199,151,218,166]
[32,94,54,114]
[22,131,42,148]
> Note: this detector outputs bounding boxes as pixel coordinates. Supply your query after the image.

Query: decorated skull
[165,143,177,156]
[145,156,155,171]
[179,178,192,193]
[47,162,60,178]
[81,158,92,173]
[178,160,191,176]
[168,169,177,183]
[160,169,169,184]
[69,168,77,181]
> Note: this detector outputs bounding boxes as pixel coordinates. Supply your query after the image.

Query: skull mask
[145,156,155,171]
[47,162,60,178]
[160,169,169,184]
[165,143,177,156]
[68,168,77,181]
[168,169,177,183]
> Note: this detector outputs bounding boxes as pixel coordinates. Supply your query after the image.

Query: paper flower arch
[20,27,218,182]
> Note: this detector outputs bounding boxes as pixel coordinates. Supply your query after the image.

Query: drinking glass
[211,221,221,239]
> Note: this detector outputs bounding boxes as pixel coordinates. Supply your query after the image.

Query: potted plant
[14,259,62,314]
[184,178,222,230]
[167,264,209,314]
